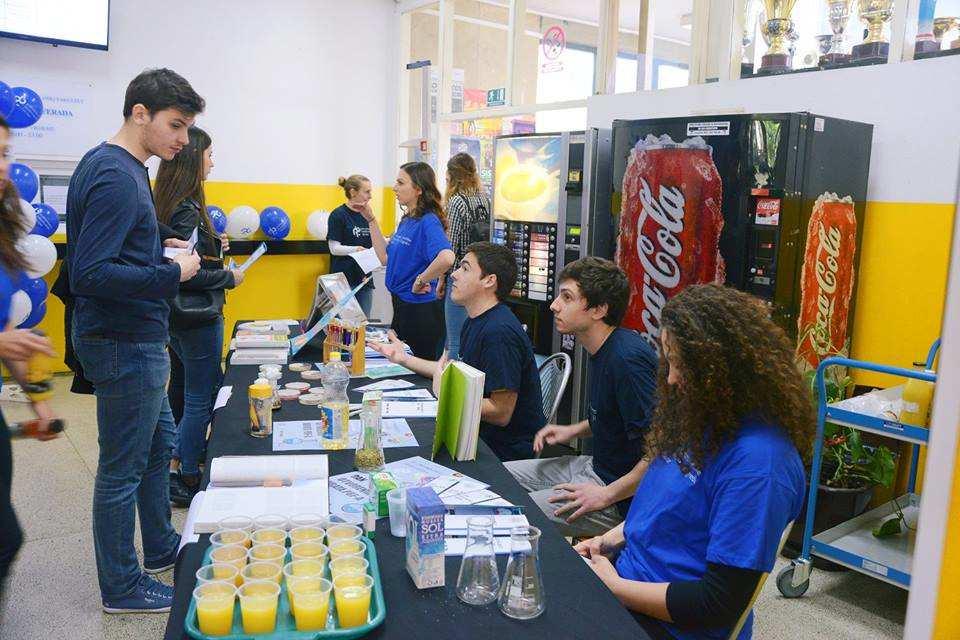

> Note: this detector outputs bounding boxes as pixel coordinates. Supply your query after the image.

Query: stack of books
[230,320,292,365]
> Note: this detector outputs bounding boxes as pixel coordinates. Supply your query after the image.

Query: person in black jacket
[153,126,243,506]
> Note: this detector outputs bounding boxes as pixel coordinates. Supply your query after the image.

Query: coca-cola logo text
[809,222,842,357]
[635,177,686,344]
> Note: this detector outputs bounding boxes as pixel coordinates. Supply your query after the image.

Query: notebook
[431,361,485,461]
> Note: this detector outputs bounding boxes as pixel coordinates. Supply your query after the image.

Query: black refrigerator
[612,113,873,371]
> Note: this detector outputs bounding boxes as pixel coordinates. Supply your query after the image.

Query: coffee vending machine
[490,129,613,423]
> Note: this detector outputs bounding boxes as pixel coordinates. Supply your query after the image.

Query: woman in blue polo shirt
[576,284,813,640]
[367,162,454,360]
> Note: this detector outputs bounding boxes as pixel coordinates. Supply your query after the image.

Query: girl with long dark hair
[576,284,813,640]
[154,126,243,506]
[0,115,59,597]
[365,162,454,359]
[442,153,489,360]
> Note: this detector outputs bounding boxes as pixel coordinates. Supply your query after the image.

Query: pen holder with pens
[322,320,366,376]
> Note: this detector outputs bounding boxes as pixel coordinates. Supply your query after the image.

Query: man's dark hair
[558,257,629,326]
[464,241,517,302]
[123,68,205,119]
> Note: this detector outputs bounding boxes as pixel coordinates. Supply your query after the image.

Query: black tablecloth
[164,323,648,639]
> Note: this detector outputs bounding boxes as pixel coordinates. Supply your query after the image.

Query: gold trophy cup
[758,0,800,73]
[852,0,895,61]
[822,0,854,65]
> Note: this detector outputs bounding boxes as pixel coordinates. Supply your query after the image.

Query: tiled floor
[0,376,907,639]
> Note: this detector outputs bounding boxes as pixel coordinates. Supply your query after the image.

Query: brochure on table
[272,418,419,452]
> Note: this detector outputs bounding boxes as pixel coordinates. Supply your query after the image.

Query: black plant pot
[782,481,874,571]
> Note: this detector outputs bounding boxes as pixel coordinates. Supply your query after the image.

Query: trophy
[821,0,854,65]
[741,0,763,75]
[933,17,959,49]
[757,0,799,74]
[915,0,940,53]
[852,0,895,61]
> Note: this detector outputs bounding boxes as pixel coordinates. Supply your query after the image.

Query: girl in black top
[327,174,376,317]
[153,127,243,506]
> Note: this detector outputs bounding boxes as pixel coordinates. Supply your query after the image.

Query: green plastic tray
[185,536,386,639]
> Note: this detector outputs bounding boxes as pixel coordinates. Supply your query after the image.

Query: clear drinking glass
[497,525,545,619]
[456,516,500,606]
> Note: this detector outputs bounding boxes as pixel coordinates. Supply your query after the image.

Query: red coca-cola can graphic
[616,135,725,346]
[796,192,858,371]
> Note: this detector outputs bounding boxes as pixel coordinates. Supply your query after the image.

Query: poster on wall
[493,135,562,223]
[0,76,94,158]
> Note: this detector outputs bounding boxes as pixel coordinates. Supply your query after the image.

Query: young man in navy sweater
[67,69,203,613]
[506,258,658,539]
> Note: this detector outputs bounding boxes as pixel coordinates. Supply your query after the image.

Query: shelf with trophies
[741,0,906,78]
[914,0,960,60]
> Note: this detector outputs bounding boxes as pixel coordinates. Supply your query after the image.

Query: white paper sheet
[382,401,438,418]
[237,242,267,273]
[348,247,384,274]
[364,364,416,379]
[354,379,415,392]
[213,386,233,410]
[327,471,370,525]
[272,418,419,451]
[381,388,434,400]
[383,456,486,489]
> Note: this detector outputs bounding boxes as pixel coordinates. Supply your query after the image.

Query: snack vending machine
[612,113,872,371]
[491,129,613,423]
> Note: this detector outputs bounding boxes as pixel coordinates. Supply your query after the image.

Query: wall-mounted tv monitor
[0,0,109,50]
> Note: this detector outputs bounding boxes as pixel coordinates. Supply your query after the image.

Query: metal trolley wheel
[776,565,810,598]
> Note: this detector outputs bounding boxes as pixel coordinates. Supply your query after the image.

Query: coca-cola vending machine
[613,113,872,370]
[491,129,613,422]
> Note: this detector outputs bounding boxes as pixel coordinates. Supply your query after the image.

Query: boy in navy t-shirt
[505,257,657,538]
[368,241,544,461]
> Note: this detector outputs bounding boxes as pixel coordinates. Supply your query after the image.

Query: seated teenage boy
[369,241,544,461]
[505,257,658,538]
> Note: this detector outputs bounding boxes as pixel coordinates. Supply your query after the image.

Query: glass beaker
[456,516,500,606]
[498,525,544,619]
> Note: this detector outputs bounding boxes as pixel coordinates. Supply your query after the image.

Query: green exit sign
[486,87,506,107]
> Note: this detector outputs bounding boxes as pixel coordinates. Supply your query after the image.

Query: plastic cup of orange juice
[209,544,248,586]
[242,561,282,585]
[238,580,280,634]
[282,559,325,609]
[326,524,362,545]
[333,574,374,629]
[290,526,325,544]
[251,527,287,546]
[211,529,250,549]
[329,557,368,582]
[290,577,333,631]
[329,539,364,561]
[248,543,286,567]
[193,581,236,636]
[196,563,240,587]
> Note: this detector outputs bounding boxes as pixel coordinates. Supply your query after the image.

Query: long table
[164,327,648,639]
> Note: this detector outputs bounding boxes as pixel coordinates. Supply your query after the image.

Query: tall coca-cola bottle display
[615,135,726,346]
[612,113,873,366]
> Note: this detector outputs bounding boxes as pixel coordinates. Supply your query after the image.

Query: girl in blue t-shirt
[366,162,454,360]
[575,284,814,640]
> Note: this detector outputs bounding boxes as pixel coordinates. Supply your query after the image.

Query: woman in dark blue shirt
[366,162,454,360]
[576,285,814,640]
[327,174,377,318]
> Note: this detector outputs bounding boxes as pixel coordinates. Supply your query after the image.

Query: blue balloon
[19,275,48,308]
[207,205,227,234]
[6,86,43,128]
[10,163,39,202]
[19,300,46,329]
[0,81,12,119]
[31,203,58,237]
[259,206,290,239]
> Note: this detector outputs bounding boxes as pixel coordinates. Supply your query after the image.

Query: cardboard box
[369,471,397,518]
[405,487,445,589]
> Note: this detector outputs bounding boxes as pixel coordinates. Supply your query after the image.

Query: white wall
[0,0,398,186]
[588,55,960,203]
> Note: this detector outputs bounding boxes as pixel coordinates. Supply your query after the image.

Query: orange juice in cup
[329,539,364,561]
[333,574,374,629]
[251,527,287,546]
[290,526,324,544]
[290,577,333,631]
[282,559,324,609]
[238,580,280,634]
[290,541,328,564]
[193,582,236,636]
[210,544,248,586]
[329,557,368,581]
[196,563,240,587]
[211,529,250,549]
[242,561,282,585]
[248,543,286,567]
[326,524,362,545]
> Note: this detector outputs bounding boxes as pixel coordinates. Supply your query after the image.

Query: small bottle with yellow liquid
[899,369,935,428]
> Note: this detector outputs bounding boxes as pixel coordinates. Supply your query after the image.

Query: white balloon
[9,290,31,327]
[19,199,36,236]
[16,234,57,278]
[306,209,330,240]
[226,205,259,239]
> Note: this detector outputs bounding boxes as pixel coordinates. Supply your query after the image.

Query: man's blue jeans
[169,318,224,476]
[73,334,179,600]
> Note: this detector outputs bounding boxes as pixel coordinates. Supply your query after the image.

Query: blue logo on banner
[6,86,44,128]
